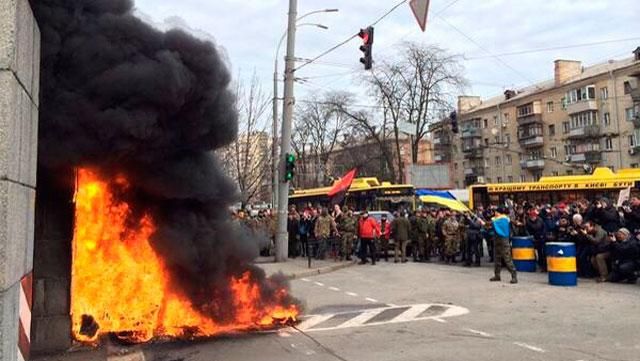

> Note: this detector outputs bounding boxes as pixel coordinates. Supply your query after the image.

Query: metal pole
[275,0,298,262]
[272,65,279,210]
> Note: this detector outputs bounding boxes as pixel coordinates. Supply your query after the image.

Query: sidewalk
[254,257,355,279]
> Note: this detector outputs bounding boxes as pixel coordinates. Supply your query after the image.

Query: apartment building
[445,48,640,188]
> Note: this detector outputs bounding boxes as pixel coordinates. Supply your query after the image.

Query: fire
[71,168,299,344]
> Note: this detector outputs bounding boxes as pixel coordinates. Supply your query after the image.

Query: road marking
[513,342,546,353]
[277,330,291,337]
[300,278,310,282]
[365,297,378,303]
[345,292,358,297]
[464,329,492,337]
[387,303,398,307]
[328,287,340,291]
[298,303,469,332]
[314,282,325,287]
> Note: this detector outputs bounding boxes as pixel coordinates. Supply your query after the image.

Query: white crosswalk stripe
[297,303,469,332]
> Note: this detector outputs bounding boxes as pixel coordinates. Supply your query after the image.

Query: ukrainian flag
[416,189,470,212]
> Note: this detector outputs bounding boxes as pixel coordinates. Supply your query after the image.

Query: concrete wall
[0,0,40,360]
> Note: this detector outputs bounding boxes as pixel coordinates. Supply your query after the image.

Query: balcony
[433,136,451,146]
[519,159,545,169]
[569,151,602,164]
[633,115,640,128]
[461,127,481,139]
[566,100,598,115]
[567,124,600,139]
[464,167,485,176]
[518,135,544,148]
[517,114,543,126]
[463,148,484,159]
[434,153,450,163]
[428,121,446,132]
[631,87,640,103]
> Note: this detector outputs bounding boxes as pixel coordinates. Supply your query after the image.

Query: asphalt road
[37,261,640,361]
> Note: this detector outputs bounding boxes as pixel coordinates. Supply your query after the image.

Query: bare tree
[368,42,467,179]
[219,72,271,206]
[291,92,348,188]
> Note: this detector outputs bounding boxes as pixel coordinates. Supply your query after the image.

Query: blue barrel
[511,236,536,272]
[546,242,577,286]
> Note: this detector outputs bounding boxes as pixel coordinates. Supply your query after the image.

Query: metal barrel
[511,236,536,272]
[546,242,577,286]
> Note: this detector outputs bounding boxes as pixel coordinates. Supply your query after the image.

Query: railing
[519,159,545,169]
[566,100,598,115]
[461,128,481,138]
[569,150,602,163]
[567,124,600,139]
[516,114,543,126]
[519,135,544,148]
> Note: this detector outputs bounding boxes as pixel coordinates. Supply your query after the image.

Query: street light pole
[275,0,298,262]
[272,22,329,212]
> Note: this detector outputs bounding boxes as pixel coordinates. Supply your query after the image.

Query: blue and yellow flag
[416,189,470,212]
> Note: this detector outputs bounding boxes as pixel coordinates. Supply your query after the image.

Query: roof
[462,57,640,115]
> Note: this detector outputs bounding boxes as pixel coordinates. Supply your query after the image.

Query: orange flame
[71,168,298,344]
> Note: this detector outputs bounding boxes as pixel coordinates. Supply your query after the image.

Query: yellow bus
[289,178,415,211]
[469,167,640,209]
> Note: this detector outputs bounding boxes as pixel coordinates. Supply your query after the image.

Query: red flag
[328,169,358,197]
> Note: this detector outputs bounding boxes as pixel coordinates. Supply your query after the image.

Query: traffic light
[284,153,296,182]
[449,111,459,134]
[358,26,374,70]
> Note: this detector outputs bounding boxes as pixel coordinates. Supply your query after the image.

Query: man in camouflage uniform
[458,212,468,264]
[338,207,357,261]
[424,209,437,262]
[442,211,460,264]
[314,208,338,260]
[414,210,429,262]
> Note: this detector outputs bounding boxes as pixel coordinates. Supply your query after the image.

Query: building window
[562,121,570,134]
[497,176,503,183]
[550,147,557,158]
[520,175,526,182]
[486,177,492,183]
[504,134,511,145]
[484,138,489,147]
[632,163,639,169]
[552,171,559,176]
[508,176,513,183]
[624,81,632,95]
[495,156,502,166]
[566,85,596,104]
[604,112,611,127]
[455,181,460,188]
[494,135,500,144]
[483,119,488,128]
[493,116,499,126]
[626,107,636,122]
[605,137,613,150]
[546,101,554,113]
[454,162,458,170]
[548,124,555,136]
[601,87,609,100]
[629,135,636,147]
[503,113,510,124]
[506,154,512,165]
[484,158,489,167]
[567,170,573,175]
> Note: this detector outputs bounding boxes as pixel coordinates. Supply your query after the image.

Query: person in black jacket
[608,228,640,283]
[622,197,640,234]
[526,209,547,272]
[464,213,485,267]
[592,198,620,233]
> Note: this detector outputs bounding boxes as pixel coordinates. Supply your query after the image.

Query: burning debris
[30,0,299,343]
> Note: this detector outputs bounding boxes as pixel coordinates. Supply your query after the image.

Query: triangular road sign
[409,0,430,32]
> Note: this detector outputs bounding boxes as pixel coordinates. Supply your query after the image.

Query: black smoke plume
[30,0,296,326]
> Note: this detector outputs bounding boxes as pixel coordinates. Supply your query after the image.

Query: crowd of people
[281,196,640,285]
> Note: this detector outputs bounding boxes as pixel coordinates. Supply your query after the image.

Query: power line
[294,0,409,72]
[464,37,640,60]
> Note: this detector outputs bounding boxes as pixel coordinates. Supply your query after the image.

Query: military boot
[489,276,501,282]
[510,272,518,284]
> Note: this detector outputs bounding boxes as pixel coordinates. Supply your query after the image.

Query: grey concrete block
[0,0,39,99]
[0,180,35,291]
[30,315,72,355]
[33,278,68,317]
[0,70,38,187]
[0,281,20,361]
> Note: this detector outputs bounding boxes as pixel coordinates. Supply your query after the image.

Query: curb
[285,261,356,280]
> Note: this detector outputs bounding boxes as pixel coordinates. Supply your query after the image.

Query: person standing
[490,207,518,284]
[392,211,411,263]
[378,214,392,262]
[442,211,460,264]
[338,208,357,261]
[465,213,485,267]
[526,209,547,272]
[358,211,380,265]
[314,208,338,260]
[414,210,428,262]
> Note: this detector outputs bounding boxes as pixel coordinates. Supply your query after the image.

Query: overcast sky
[134,0,640,108]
